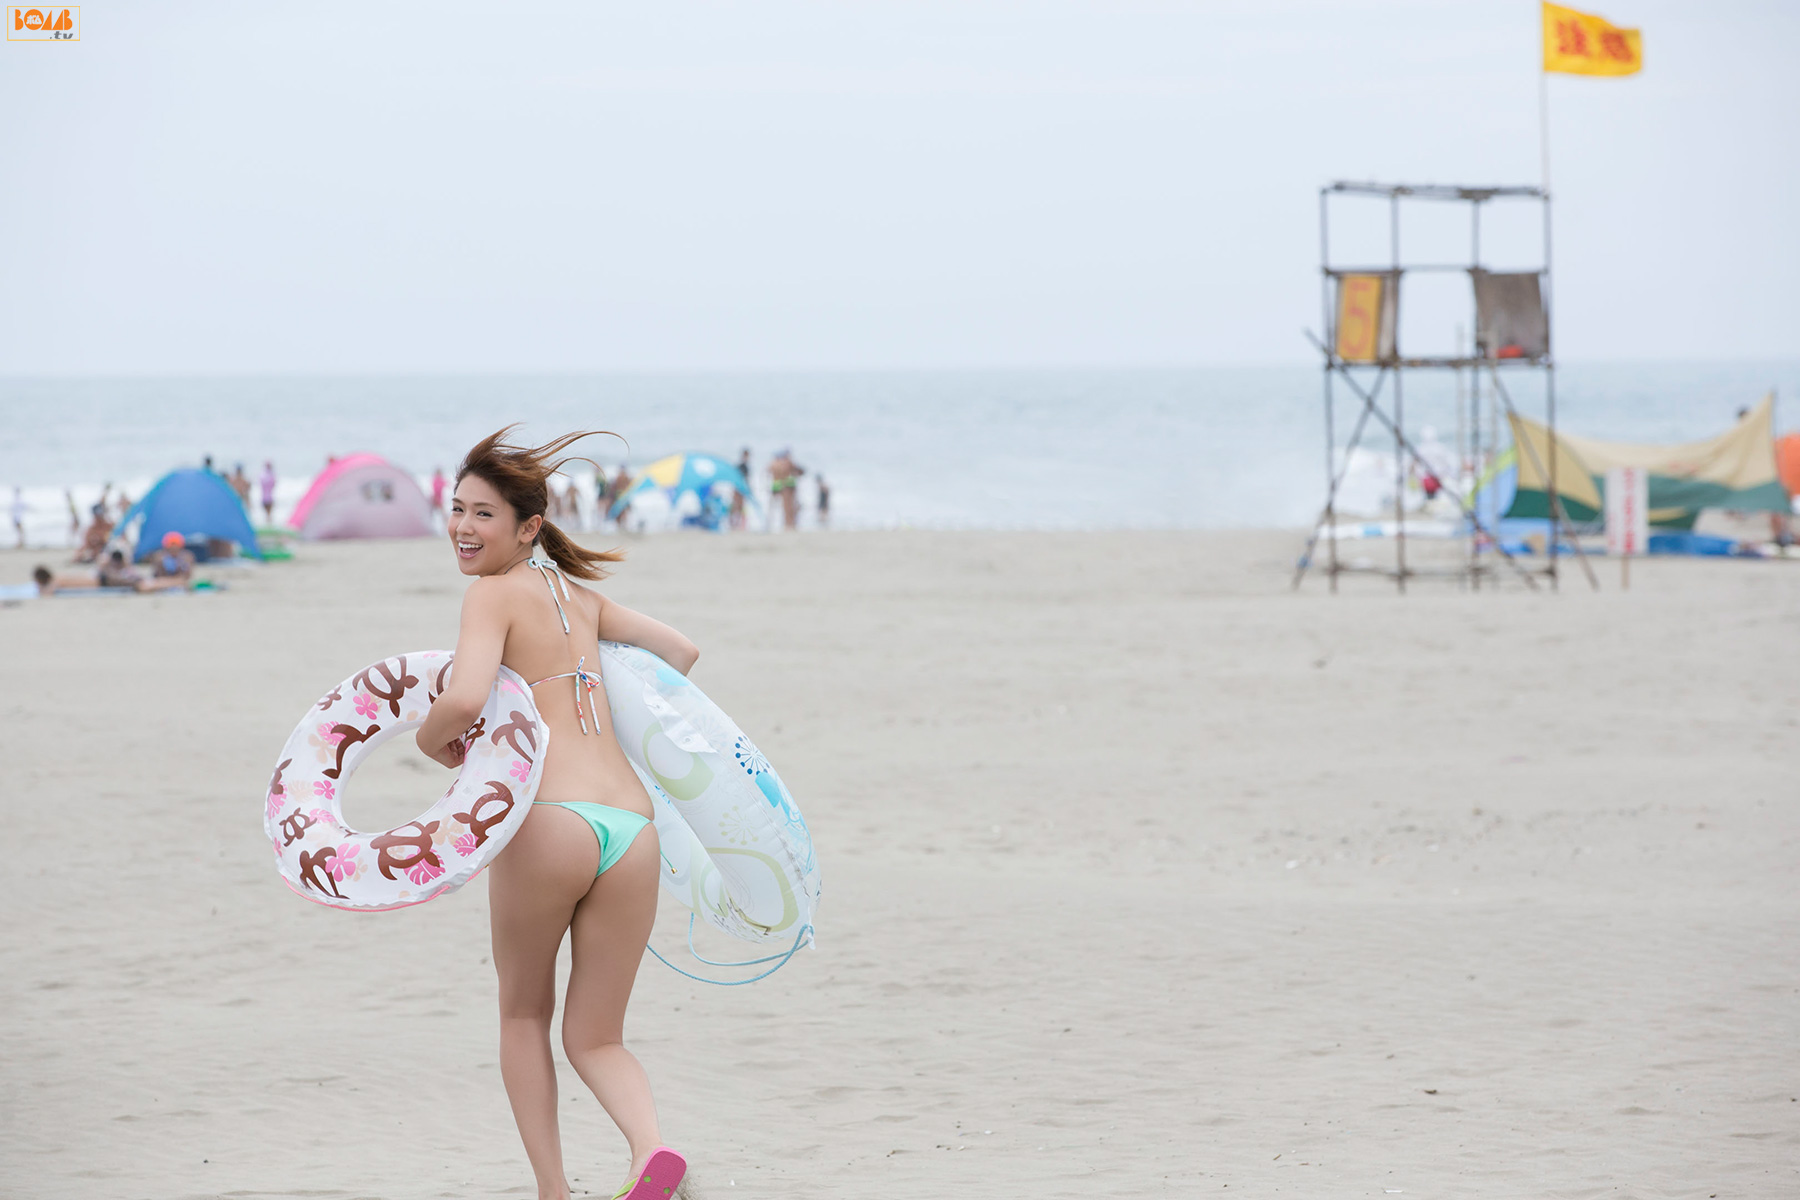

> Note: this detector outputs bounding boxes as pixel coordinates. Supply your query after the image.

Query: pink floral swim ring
[266,650,547,912]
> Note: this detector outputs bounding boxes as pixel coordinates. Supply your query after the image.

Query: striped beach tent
[1504,394,1786,530]
[608,453,755,519]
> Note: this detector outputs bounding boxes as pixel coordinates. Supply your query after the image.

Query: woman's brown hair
[457,425,625,580]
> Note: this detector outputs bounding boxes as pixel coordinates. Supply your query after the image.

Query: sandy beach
[2,529,1797,1199]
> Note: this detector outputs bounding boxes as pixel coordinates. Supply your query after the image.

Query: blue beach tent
[119,469,261,561]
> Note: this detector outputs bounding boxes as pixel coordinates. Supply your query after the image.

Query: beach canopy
[120,468,261,560]
[609,453,755,520]
[1504,394,1787,529]
[288,453,433,540]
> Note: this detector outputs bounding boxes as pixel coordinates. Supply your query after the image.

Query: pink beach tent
[288,454,434,540]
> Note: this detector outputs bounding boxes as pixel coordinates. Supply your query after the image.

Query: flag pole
[1538,8,1557,589]
[1538,67,1551,191]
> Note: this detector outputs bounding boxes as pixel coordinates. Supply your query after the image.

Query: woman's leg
[560,826,664,1180]
[489,808,599,1200]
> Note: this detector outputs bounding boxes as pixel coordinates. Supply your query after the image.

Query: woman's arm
[416,577,510,766]
[598,595,699,675]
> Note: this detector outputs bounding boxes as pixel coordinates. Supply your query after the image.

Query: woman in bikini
[414,427,693,1200]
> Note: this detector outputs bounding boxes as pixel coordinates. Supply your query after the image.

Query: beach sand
[2,530,1797,1198]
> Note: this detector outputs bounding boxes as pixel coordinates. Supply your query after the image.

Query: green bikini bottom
[532,801,652,876]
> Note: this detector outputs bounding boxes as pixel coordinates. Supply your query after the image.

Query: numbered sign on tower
[1333,273,1396,364]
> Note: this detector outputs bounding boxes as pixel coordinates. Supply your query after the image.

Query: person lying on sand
[33,557,184,596]
[98,549,141,588]
[33,565,98,595]
[100,549,183,593]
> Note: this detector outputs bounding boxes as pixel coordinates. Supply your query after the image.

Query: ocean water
[3,362,1794,545]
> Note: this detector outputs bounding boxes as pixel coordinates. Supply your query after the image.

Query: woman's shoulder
[562,574,607,618]
[463,567,602,618]
[460,572,528,618]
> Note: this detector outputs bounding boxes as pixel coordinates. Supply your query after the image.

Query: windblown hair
[457,425,625,580]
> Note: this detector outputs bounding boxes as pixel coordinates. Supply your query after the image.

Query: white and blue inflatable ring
[598,641,821,947]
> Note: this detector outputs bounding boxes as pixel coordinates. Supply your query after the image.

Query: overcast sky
[2,0,1793,373]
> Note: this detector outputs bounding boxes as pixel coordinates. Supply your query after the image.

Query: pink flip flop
[613,1147,687,1200]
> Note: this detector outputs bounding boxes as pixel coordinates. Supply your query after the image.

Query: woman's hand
[417,727,466,770]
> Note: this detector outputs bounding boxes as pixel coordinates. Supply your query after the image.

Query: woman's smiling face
[448,473,535,576]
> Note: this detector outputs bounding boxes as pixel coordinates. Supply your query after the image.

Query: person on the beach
[414,427,693,1200]
[729,450,751,532]
[594,468,613,517]
[98,549,140,588]
[98,548,181,593]
[74,507,114,564]
[150,532,194,581]
[553,478,576,528]
[430,467,447,518]
[259,461,277,525]
[229,464,252,508]
[610,465,633,530]
[815,475,830,528]
[32,565,96,595]
[768,449,804,530]
[10,486,26,549]
[64,490,79,542]
[34,559,177,595]
[565,479,586,531]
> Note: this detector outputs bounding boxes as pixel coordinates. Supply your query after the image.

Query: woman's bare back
[491,566,650,816]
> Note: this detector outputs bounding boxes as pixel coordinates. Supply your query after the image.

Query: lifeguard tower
[1294,181,1595,594]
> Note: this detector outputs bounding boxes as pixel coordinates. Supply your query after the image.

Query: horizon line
[3,355,1797,384]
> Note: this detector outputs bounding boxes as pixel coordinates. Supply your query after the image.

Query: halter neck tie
[522,549,603,735]
[525,550,573,634]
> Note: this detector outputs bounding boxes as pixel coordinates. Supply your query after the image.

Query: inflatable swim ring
[598,641,820,948]
[266,643,818,954]
[267,650,546,912]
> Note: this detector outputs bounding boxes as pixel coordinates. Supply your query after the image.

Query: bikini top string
[524,548,603,736]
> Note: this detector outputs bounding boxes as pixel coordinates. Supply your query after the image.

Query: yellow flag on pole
[1543,3,1642,76]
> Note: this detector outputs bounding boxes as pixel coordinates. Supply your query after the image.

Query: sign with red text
[1605,466,1648,557]
[1543,3,1641,76]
